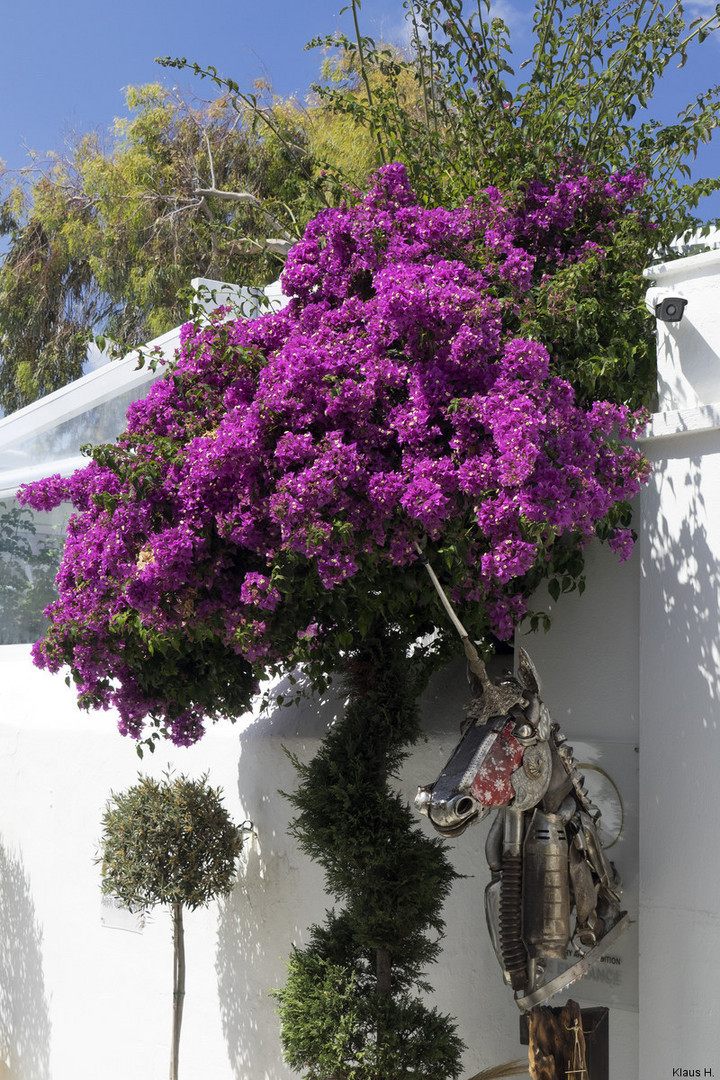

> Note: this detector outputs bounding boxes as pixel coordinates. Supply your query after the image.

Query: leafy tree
[22,163,649,1076]
[317,0,720,200]
[0,84,315,412]
[308,0,720,409]
[99,772,243,1080]
[274,636,465,1080]
[176,0,720,410]
[278,41,425,192]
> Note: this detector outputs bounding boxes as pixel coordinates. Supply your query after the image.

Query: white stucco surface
[644,247,720,412]
[638,249,720,1080]
[0,537,641,1079]
[639,430,720,1080]
[2,251,720,1078]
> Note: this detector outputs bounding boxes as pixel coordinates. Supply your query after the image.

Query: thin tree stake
[413,540,488,686]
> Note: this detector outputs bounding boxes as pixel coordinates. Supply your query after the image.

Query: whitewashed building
[0,259,717,1080]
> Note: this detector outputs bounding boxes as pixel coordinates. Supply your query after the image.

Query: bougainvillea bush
[20,163,650,747]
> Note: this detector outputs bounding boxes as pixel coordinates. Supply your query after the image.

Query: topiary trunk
[170,900,186,1080]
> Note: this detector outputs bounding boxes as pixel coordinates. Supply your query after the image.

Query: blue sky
[0,0,407,170]
[1,0,719,215]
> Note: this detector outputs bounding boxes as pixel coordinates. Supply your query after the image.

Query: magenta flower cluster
[20,163,650,745]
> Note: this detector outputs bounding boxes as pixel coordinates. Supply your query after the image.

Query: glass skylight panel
[0,386,143,473]
[0,498,72,644]
[0,278,290,643]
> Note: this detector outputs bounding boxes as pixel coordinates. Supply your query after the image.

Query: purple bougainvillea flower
[19,162,651,745]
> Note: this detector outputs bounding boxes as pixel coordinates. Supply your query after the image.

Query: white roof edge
[0,455,87,501]
[643,245,720,281]
[0,276,291,450]
[0,324,183,451]
[0,277,290,492]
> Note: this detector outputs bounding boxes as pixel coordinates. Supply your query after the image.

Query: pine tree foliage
[274,631,465,1080]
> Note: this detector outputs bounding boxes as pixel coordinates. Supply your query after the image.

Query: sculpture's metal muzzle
[415,785,487,836]
[415,719,507,837]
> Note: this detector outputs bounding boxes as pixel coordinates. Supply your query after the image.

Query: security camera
[655,297,687,323]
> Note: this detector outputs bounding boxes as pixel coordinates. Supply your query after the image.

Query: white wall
[645,248,720,412]
[0,534,641,1080]
[6,250,720,1080]
[637,248,720,1079]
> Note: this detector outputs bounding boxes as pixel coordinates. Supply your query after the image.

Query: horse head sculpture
[415,649,628,1010]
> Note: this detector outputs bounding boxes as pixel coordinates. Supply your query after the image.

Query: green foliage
[165,0,720,410]
[99,773,242,912]
[303,0,720,408]
[275,632,464,1080]
[0,500,64,645]
[0,84,314,411]
[316,0,720,208]
[275,950,465,1080]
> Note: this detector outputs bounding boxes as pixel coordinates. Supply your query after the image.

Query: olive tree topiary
[99,773,244,1080]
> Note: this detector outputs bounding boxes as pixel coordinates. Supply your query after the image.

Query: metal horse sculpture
[415,649,629,1011]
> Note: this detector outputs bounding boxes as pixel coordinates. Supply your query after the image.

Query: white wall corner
[644,248,720,413]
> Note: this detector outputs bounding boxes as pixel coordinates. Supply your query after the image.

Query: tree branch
[193,186,294,241]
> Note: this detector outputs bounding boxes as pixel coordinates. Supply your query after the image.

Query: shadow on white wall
[0,842,51,1080]
[215,674,343,1079]
[645,434,720,719]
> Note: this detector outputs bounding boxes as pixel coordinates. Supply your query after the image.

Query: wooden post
[528,999,588,1080]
